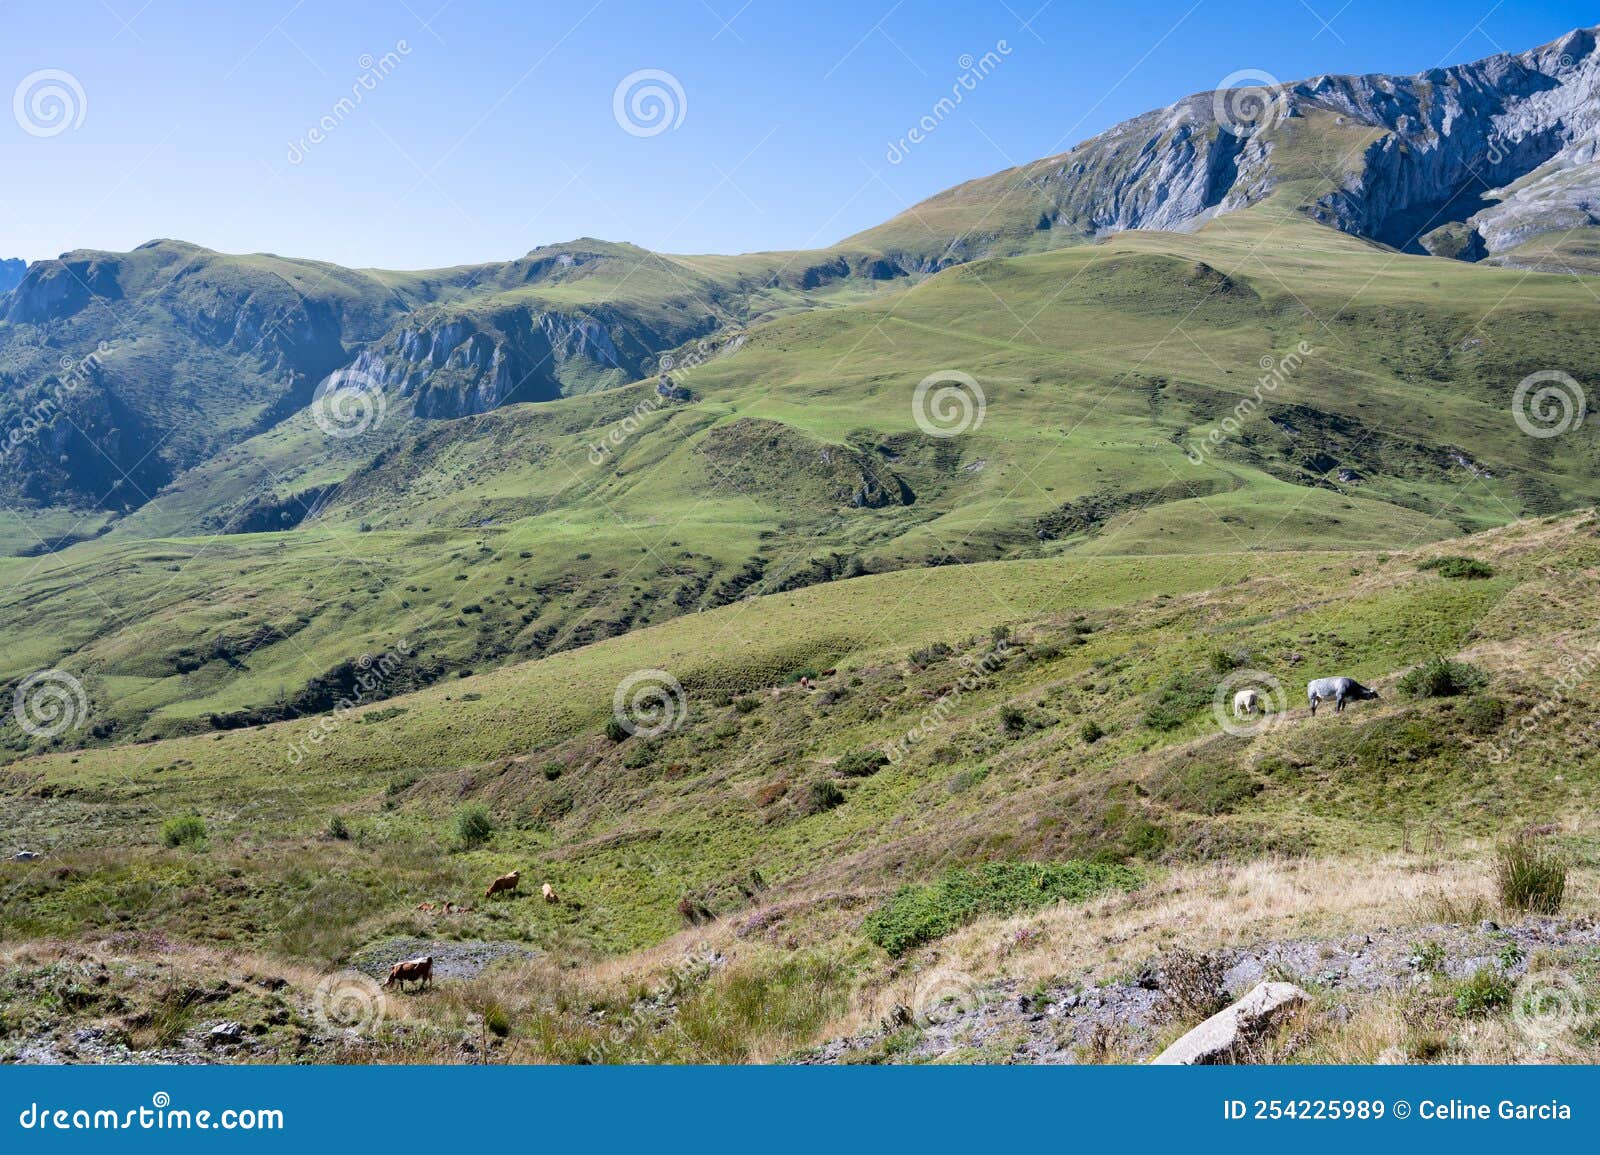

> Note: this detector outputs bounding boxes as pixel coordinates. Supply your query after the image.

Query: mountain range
[6,22,1600,1070]
[1,26,1598,750]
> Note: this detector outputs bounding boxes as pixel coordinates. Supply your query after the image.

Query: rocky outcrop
[862,25,1600,267]
[342,304,647,419]
[1306,27,1600,255]
[1150,982,1309,1065]
[1086,25,1600,257]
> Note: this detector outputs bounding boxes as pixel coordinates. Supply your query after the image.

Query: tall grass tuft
[1495,836,1567,915]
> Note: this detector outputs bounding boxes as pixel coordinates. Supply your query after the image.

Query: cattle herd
[382,869,558,994]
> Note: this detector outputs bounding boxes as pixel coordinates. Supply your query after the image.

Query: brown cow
[485,869,520,899]
[383,955,433,991]
[541,882,558,904]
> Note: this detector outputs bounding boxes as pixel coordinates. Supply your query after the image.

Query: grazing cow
[1307,676,1380,715]
[383,956,433,991]
[542,882,559,904]
[485,869,521,899]
[1232,689,1259,718]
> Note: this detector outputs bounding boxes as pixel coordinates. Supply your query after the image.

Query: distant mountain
[0,238,901,512]
[2,25,1598,539]
[0,258,24,295]
[2,24,1599,750]
[852,26,1600,270]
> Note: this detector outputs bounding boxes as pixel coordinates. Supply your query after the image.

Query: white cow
[1232,688,1259,718]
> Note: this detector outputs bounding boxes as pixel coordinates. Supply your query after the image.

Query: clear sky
[1,0,1595,269]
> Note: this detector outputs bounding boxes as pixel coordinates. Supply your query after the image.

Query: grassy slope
[5,510,1597,955]
[4,208,1597,748]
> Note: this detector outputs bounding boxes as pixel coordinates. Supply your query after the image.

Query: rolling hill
[4,22,1600,1066]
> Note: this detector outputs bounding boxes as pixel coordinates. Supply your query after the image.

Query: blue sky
[0,0,1595,268]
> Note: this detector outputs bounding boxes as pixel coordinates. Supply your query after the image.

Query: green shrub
[1397,656,1488,700]
[835,749,889,778]
[1418,556,1494,580]
[1153,762,1260,815]
[1496,837,1566,914]
[604,716,629,742]
[1118,817,1169,860]
[1454,967,1513,1017]
[800,780,845,815]
[1079,719,1106,744]
[945,766,990,794]
[1354,719,1443,772]
[1411,938,1446,974]
[326,815,351,841]
[1142,673,1211,731]
[454,805,495,849]
[160,815,207,849]
[623,741,657,769]
[733,697,760,714]
[999,704,1028,733]
[541,761,565,780]
[1207,649,1241,675]
[863,861,1140,956]
[1459,695,1507,735]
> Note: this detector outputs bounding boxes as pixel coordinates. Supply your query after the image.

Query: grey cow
[1306,676,1380,715]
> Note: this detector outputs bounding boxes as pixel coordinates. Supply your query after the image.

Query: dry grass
[824,834,1599,1041]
